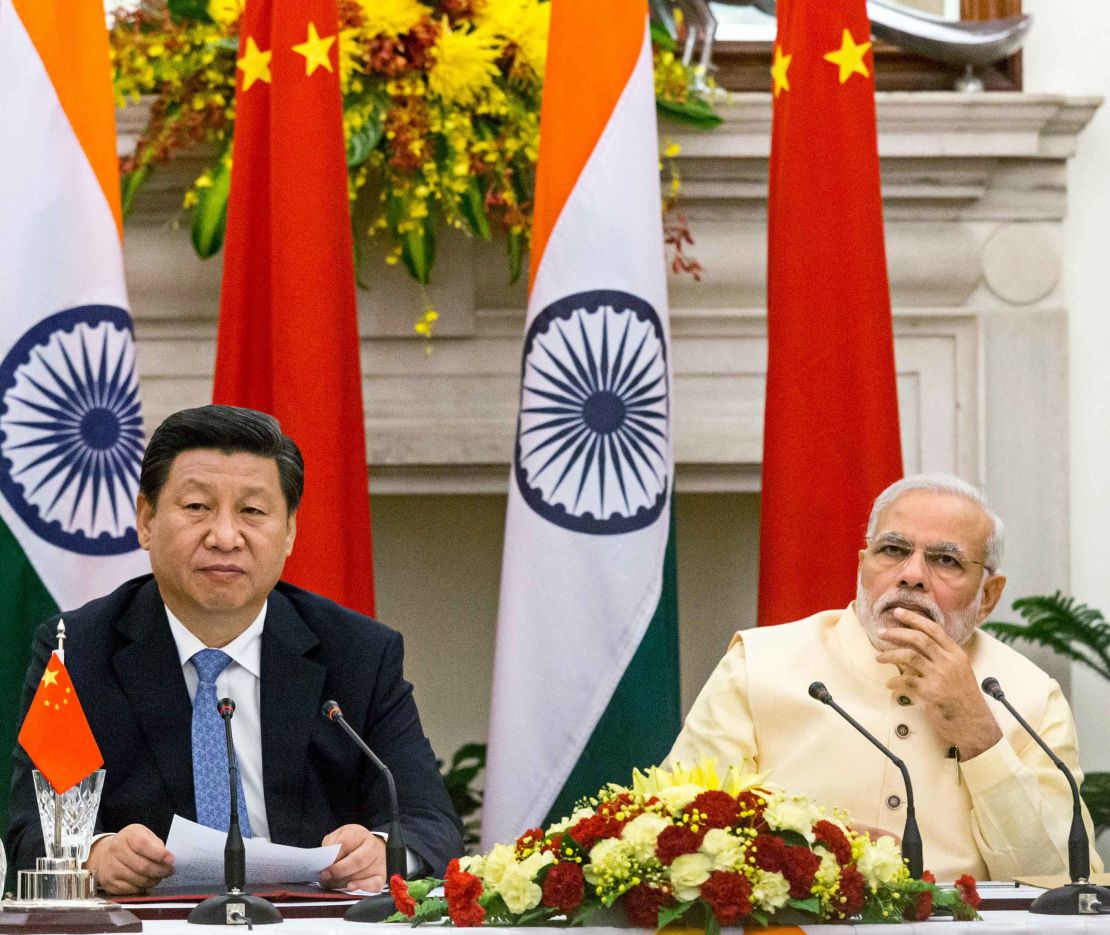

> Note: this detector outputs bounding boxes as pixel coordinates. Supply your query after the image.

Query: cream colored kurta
[666,605,1102,882]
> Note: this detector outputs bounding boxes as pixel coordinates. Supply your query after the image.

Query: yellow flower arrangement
[109,0,720,286]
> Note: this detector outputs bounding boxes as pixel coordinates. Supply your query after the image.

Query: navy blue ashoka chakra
[514,289,670,535]
[0,306,144,555]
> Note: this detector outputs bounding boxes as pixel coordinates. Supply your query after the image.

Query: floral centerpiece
[109,0,719,288]
[389,760,981,929]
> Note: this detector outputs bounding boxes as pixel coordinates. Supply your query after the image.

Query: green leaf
[514,906,558,925]
[508,229,526,285]
[703,906,721,935]
[459,177,492,241]
[411,896,447,922]
[120,164,152,219]
[655,901,693,928]
[747,908,768,926]
[346,114,382,169]
[567,904,596,927]
[777,830,809,849]
[656,96,723,128]
[168,0,213,24]
[984,592,1110,682]
[649,21,677,51]
[787,896,821,915]
[191,153,232,259]
[400,218,436,285]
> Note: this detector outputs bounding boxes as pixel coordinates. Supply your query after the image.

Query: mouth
[199,564,245,578]
[879,598,937,622]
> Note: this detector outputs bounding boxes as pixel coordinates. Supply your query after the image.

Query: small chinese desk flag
[18,648,103,794]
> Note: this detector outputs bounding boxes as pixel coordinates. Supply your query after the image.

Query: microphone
[322,699,407,923]
[982,676,1110,915]
[187,697,282,926]
[808,681,924,879]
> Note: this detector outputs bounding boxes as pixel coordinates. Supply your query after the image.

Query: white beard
[855,572,983,649]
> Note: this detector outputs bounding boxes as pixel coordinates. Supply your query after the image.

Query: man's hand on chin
[85,824,175,895]
[876,606,1002,760]
[320,824,387,892]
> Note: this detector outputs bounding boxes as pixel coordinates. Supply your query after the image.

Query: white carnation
[762,794,820,842]
[857,834,905,887]
[750,869,791,911]
[458,853,485,876]
[495,860,543,913]
[620,812,671,863]
[667,852,712,902]
[699,827,744,872]
[481,843,518,888]
[656,783,704,815]
[583,838,635,886]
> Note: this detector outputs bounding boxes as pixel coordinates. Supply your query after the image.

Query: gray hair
[866,473,1005,573]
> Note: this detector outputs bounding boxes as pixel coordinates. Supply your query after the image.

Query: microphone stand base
[1029,882,1110,915]
[344,892,399,923]
[188,892,283,926]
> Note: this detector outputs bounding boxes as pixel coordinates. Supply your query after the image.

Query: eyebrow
[175,480,274,499]
[873,532,969,557]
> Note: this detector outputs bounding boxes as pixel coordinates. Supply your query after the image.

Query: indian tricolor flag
[0,0,148,829]
[482,0,678,848]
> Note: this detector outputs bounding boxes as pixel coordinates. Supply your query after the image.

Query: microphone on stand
[808,681,924,879]
[322,700,407,924]
[982,676,1110,915]
[188,698,283,926]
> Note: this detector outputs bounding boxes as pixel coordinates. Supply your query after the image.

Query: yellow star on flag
[293,22,336,76]
[823,28,872,84]
[40,667,59,688]
[771,44,792,98]
[237,36,272,91]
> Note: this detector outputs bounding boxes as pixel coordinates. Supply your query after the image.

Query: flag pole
[53,619,66,855]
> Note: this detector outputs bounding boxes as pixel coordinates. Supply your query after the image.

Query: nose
[897,548,929,591]
[204,507,243,551]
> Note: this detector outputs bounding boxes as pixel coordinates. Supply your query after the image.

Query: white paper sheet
[161,815,340,886]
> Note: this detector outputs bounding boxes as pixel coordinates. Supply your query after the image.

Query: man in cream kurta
[668,474,1101,882]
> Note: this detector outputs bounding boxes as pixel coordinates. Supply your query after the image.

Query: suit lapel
[259,590,326,844]
[111,579,196,819]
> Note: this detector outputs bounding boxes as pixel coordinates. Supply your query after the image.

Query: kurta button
[898,695,912,706]
[887,794,902,809]
[896,724,910,737]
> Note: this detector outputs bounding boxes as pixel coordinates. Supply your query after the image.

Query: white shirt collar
[165,603,267,679]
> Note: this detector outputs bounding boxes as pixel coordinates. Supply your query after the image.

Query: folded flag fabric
[18,647,103,794]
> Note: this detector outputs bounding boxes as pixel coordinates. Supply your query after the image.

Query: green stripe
[0,518,57,874]
[543,499,680,826]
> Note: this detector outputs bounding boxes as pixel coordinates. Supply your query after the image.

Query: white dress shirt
[166,603,272,841]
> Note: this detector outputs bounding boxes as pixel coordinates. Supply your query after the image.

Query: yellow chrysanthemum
[472,0,550,78]
[357,0,428,39]
[427,19,500,107]
[207,0,245,26]
[337,28,366,92]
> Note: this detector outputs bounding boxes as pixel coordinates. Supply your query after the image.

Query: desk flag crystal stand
[0,622,141,932]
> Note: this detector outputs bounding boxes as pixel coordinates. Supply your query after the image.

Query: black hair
[139,405,304,512]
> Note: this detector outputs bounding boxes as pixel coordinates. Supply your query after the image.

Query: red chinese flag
[758,0,903,626]
[214,0,374,615]
[18,653,103,794]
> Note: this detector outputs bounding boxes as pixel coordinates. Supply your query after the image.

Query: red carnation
[544,832,564,855]
[655,824,706,865]
[568,813,625,851]
[782,845,820,898]
[684,791,740,831]
[444,859,485,927]
[516,827,546,857]
[813,820,852,866]
[735,789,769,831]
[699,871,753,925]
[748,833,786,873]
[836,866,866,918]
[542,862,585,913]
[623,883,674,927]
[390,874,417,918]
[954,874,981,910]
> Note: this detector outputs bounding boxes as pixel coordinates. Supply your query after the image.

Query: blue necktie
[191,649,252,837]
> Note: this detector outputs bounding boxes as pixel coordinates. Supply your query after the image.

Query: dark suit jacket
[5,575,463,877]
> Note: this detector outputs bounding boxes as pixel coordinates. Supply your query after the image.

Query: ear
[284,511,297,558]
[976,574,1007,623]
[136,493,154,552]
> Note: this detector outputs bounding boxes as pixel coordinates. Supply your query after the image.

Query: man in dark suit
[6,405,463,894]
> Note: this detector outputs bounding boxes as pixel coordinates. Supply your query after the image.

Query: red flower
[655,824,706,865]
[623,883,674,927]
[568,813,625,851]
[813,820,852,866]
[837,866,866,918]
[748,833,786,873]
[954,874,981,910]
[699,871,752,925]
[684,791,740,830]
[390,874,416,918]
[542,862,585,913]
[516,827,546,857]
[543,832,564,855]
[444,859,485,927]
[735,789,769,831]
[781,845,820,898]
